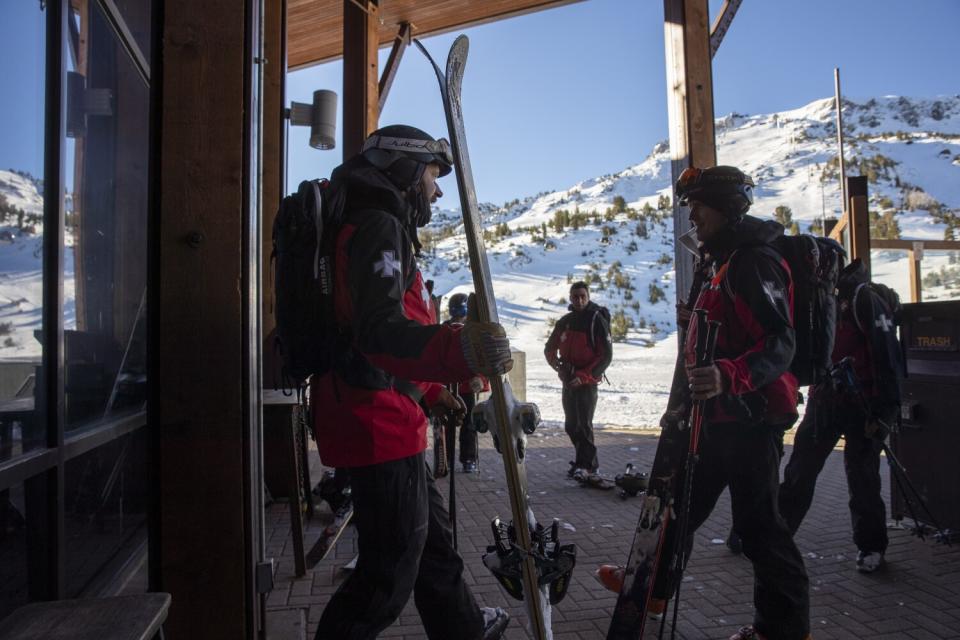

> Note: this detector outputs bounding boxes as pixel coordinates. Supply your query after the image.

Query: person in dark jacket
[311,125,511,640]
[544,282,612,476]
[443,292,490,473]
[779,258,903,574]
[598,166,810,640]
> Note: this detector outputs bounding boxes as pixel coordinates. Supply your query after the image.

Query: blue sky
[287,0,960,205]
[2,1,957,206]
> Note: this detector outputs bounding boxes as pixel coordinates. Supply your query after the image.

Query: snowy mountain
[1,94,958,428]
[0,169,50,360]
[420,94,960,428]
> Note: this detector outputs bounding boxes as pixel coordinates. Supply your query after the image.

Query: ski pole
[663,311,719,639]
[832,358,950,543]
[447,383,461,551]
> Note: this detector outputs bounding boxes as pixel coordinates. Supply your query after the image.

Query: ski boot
[480,606,510,640]
[614,463,648,499]
[483,517,577,605]
[728,625,812,640]
[856,550,885,573]
[313,470,352,517]
[594,564,624,592]
[726,527,743,554]
[572,468,616,490]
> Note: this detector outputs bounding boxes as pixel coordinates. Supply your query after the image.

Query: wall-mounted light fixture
[66,71,113,139]
[286,89,337,150]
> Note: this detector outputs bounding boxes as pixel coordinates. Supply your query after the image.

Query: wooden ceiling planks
[287,0,583,69]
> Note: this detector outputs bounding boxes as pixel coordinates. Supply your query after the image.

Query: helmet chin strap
[411,187,433,227]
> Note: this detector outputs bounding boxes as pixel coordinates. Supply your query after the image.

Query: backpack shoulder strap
[722,244,783,299]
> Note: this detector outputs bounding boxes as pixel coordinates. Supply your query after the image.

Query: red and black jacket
[544,302,612,386]
[684,216,799,427]
[310,163,473,468]
[828,260,903,422]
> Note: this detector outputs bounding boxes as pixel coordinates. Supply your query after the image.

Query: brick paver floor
[266,424,960,639]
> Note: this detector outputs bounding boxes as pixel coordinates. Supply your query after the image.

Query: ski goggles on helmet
[675,166,755,208]
[449,302,468,318]
[362,134,454,174]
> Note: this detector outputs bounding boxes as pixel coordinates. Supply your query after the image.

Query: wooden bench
[0,593,171,640]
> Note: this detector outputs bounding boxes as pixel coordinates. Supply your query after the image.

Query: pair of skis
[606,309,719,640]
[415,36,554,639]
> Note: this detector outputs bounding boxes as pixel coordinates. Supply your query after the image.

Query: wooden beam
[262,0,285,346]
[847,176,870,275]
[908,248,922,303]
[872,239,960,251]
[342,0,379,160]
[155,0,251,636]
[288,0,584,69]
[828,210,848,243]
[664,0,716,305]
[378,22,411,112]
[709,0,742,58]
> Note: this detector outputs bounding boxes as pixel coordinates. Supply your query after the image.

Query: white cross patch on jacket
[374,250,401,278]
[875,314,893,332]
[761,280,785,306]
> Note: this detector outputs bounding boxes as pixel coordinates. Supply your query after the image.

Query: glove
[659,407,687,431]
[864,418,890,441]
[468,376,485,394]
[460,321,513,377]
[430,387,466,420]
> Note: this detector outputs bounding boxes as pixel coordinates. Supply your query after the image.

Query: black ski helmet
[675,165,755,219]
[361,124,453,188]
[448,292,469,318]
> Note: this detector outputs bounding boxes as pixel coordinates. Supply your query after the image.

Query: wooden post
[154,0,253,636]
[342,0,379,161]
[909,244,923,303]
[262,0,284,345]
[379,22,411,112]
[847,176,870,276]
[663,0,716,306]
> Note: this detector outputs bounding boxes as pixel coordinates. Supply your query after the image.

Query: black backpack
[271,178,345,389]
[770,234,846,386]
[733,235,845,386]
[589,305,612,350]
[852,281,902,331]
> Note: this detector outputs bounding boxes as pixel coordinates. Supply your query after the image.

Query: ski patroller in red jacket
[684,216,799,427]
[544,301,612,386]
[310,163,473,468]
[825,259,903,421]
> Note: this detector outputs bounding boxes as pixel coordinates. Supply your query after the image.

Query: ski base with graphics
[415,35,565,640]
[605,311,718,640]
[305,508,354,568]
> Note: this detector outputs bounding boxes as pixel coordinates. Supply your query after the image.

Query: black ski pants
[445,392,479,464]
[562,383,599,472]
[652,422,810,640]
[779,399,888,554]
[315,452,485,640]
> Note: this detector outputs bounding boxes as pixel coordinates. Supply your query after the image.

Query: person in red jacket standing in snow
[311,125,510,640]
[544,281,612,478]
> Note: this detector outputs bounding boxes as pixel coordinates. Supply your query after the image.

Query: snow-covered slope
[421,95,960,429]
[0,169,49,359]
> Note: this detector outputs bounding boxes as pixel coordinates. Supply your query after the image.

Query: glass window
[111,0,152,68]
[64,430,148,597]
[0,4,47,462]
[65,1,149,433]
[0,481,29,620]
